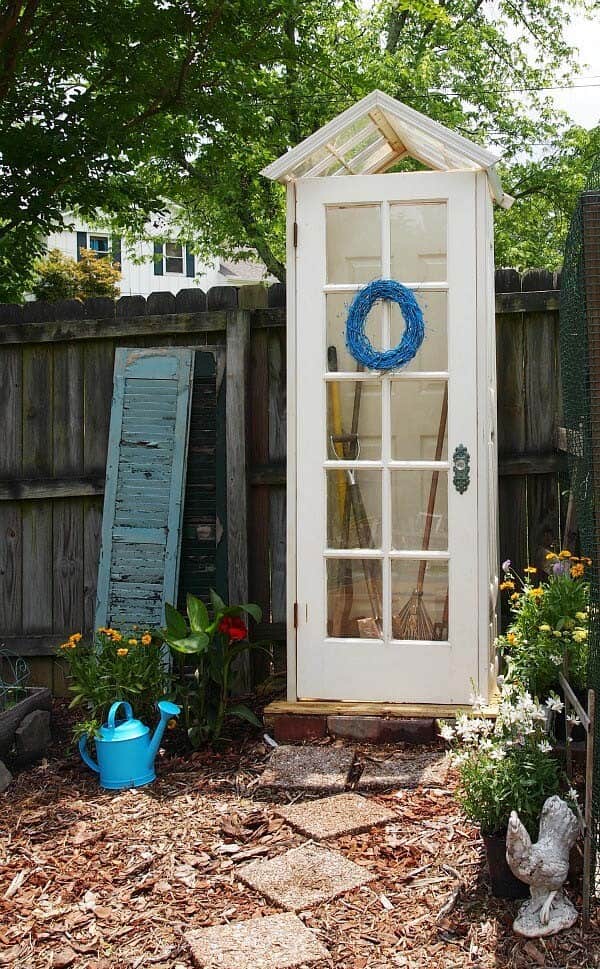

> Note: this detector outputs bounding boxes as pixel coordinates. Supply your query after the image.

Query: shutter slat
[95,348,193,630]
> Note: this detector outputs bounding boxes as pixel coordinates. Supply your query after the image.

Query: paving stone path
[185,744,448,968]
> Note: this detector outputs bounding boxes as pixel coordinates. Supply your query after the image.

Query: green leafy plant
[158,590,265,745]
[497,552,590,696]
[32,248,121,302]
[441,685,565,837]
[58,627,167,731]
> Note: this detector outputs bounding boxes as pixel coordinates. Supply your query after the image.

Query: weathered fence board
[0,275,564,691]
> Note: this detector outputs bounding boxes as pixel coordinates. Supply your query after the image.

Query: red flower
[218,616,248,642]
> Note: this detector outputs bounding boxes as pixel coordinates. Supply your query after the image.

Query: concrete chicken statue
[506,795,580,937]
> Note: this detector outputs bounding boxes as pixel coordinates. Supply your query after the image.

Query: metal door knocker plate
[453,444,470,493]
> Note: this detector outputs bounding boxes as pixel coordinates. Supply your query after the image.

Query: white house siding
[44,221,265,297]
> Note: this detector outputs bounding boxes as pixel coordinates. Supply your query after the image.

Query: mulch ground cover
[1,700,599,969]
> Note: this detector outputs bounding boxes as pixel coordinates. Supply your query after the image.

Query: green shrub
[32,248,121,301]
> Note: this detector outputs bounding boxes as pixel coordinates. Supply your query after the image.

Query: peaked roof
[261,90,512,209]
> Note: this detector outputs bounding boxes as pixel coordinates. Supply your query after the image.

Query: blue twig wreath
[345,279,424,371]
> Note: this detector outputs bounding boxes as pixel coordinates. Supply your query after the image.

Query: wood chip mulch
[1,708,599,968]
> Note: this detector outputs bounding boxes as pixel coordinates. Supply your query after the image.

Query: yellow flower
[552,630,562,638]
[59,641,75,650]
[558,550,572,559]
[111,632,123,642]
[510,592,520,602]
[529,586,544,598]
[546,552,558,561]
[69,632,82,643]
[573,628,588,643]
[116,648,128,657]
[167,718,177,730]
[128,638,138,646]
[538,624,551,633]
[575,611,587,621]
[500,580,515,591]
[571,563,584,579]
[506,632,517,645]
[524,566,537,574]
[98,626,110,635]
[141,633,152,646]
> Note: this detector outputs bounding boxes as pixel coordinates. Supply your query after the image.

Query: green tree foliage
[0,0,310,300]
[32,249,121,301]
[152,0,593,279]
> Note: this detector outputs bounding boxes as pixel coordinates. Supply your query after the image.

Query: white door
[295,171,479,704]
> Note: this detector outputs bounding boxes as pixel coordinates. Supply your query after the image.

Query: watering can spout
[147,699,181,768]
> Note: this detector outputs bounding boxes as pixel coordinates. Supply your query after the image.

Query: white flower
[546,695,564,713]
[538,740,552,753]
[567,786,580,805]
[489,747,506,761]
[440,724,455,742]
[550,654,563,666]
[567,714,581,727]
[469,692,487,711]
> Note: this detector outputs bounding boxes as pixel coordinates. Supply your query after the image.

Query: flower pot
[482,832,529,899]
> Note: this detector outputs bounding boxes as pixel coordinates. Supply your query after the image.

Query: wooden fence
[0,271,563,692]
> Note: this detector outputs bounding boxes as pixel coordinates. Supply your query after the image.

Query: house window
[165,242,184,274]
[89,234,109,256]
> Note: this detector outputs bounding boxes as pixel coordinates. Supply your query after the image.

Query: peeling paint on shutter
[95,348,194,630]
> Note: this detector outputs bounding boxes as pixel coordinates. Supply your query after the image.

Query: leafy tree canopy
[1,0,596,298]
[150,0,596,279]
[0,0,307,299]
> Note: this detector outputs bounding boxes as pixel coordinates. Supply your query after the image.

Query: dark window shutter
[111,235,122,267]
[76,231,87,261]
[185,246,195,278]
[153,241,164,275]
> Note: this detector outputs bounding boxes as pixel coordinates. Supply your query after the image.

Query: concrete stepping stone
[259,745,355,793]
[277,792,395,840]
[238,841,375,911]
[357,750,451,791]
[186,912,330,968]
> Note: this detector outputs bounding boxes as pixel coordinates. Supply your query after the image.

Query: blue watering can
[79,699,181,789]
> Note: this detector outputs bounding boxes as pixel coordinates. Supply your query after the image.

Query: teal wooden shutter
[153,241,164,275]
[95,348,194,630]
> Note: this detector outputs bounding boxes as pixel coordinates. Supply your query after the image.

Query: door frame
[285,169,497,704]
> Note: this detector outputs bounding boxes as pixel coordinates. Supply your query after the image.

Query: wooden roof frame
[261,89,513,209]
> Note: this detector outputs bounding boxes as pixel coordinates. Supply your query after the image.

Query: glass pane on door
[326,380,381,460]
[326,205,381,284]
[391,380,448,460]
[327,558,383,639]
[391,470,448,551]
[391,559,449,641]
[390,202,447,282]
[390,291,447,372]
[327,470,381,549]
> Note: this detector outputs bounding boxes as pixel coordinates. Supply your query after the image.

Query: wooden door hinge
[293,222,298,247]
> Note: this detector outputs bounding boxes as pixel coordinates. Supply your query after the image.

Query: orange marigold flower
[558,550,572,559]
[499,580,515,591]
[529,586,544,597]
[69,632,82,643]
[128,638,138,646]
[582,557,592,566]
[510,592,520,601]
[111,632,123,642]
[546,552,558,561]
[141,633,152,645]
[524,566,537,574]
[116,648,128,657]
[571,563,584,579]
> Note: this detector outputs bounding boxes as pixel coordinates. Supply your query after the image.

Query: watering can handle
[107,700,134,729]
[78,733,99,772]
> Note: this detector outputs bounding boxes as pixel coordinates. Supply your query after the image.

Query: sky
[552,12,600,128]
